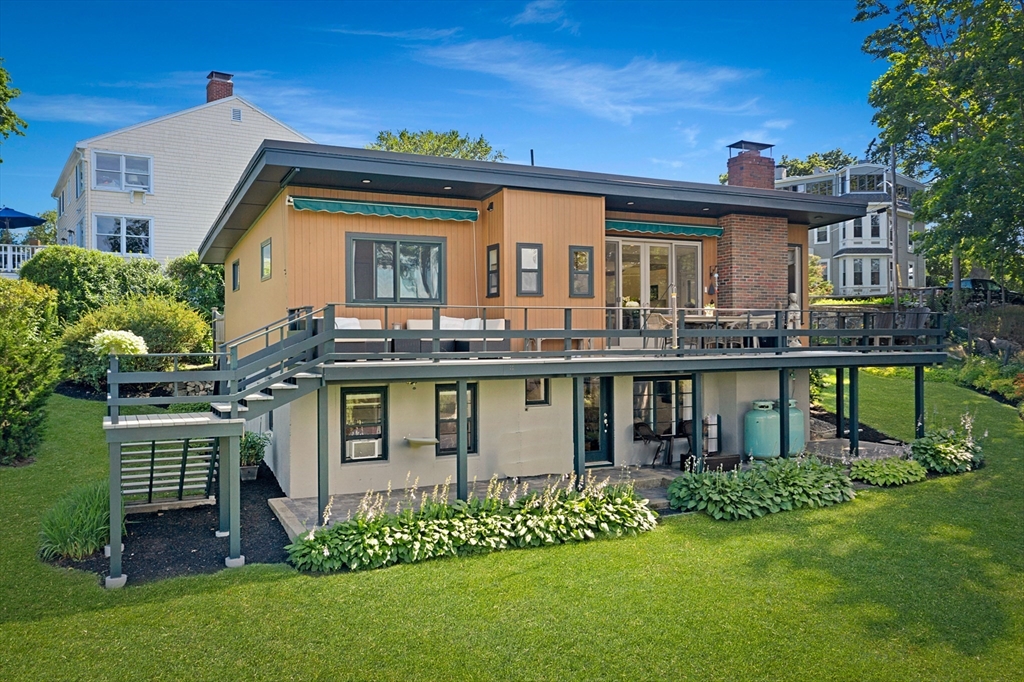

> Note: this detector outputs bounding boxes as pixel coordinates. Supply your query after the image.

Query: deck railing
[104,304,946,418]
[0,244,45,274]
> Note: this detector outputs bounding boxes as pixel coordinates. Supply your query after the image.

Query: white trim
[813,224,830,244]
[91,150,154,195]
[92,212,155,257]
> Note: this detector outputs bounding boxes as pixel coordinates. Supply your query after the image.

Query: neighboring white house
[50,72,313,263]
[775,162,928,296]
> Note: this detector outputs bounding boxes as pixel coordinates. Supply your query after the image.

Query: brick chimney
[726,141,776,190]
[206,71,234,103]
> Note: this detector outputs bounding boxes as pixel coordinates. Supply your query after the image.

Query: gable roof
[200,140,870,264]
[51,96,314,196]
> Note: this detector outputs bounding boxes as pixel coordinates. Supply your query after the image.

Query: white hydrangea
[89,329,148,357]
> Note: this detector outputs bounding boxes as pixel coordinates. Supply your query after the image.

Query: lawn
[1,378,1022,681]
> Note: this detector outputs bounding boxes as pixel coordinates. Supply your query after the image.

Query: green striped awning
[290,197,478,222]
[606,219,722,237]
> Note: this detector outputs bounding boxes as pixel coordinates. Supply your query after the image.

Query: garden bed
[52,462,289,584]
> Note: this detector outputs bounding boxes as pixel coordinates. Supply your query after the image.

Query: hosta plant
[850,456,927,487]
[911,412,985,474]
[286,474,658,572]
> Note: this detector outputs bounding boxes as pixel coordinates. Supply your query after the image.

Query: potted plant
[239,431,272,480]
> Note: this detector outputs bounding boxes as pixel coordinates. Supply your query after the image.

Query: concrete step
[210,402,249,416]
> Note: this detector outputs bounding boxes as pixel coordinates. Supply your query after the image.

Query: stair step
[292,372,322,380]
[242,393,273,402]
[267,382,298,391]
[210,402,249,415]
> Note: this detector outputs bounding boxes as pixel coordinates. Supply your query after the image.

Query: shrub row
[666,457,855,521]
[287,477,658,572]
[39,481,124,561]
[0,279,63,464]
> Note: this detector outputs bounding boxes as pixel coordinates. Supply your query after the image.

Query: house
[100,140,946,587]
[50,72,312,262]
[774,160,927,296]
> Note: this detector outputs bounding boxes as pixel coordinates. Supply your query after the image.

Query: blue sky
[0,0,889,216]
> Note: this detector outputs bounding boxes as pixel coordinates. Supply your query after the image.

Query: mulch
[54,462,291,585]
[809,405,902,444]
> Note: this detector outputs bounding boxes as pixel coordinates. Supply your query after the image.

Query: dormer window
[93,152,152,193]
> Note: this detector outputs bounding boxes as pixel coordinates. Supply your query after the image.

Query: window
[870,258,880,286]
[569,245,594,297]
[57,190,65,217]
[348,234,445,304]
[842,261,847,287]
[517,243,543,296]
[525,378,550,406]
[853,259,863,286]
[842,223,846,239]
[75,161,84,198]
[849,174,884,192]
[633,378,693,438]
[75,218,85,248]
[342,388,387,462]
[436,383,477,455]
[231,260,240,291]
[94,214,152,256]
[853,218,863,238]
[486,244,499,297]
[93,152,152,192]
[260,239,272,280]
[870,214,880,238]
[908,261,915,286]
[815,226,829,244]
[819,258,830,283]
[805,179,833,196]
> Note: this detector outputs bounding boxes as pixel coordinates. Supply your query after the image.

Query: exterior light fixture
[487,202,494,212]
[361,179,371,184]
[702,207,710,212]
[443,186,452,190]
[626,201,634,206]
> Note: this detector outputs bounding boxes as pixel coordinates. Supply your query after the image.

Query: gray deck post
[105,442,126,589]
[691,373,703,471]
[914,365,925,439]
[835,367,845,439]
[572,376,585,478]
[225,434,244,567]
[849,367,860,456]
[456,378,468,501]
[216,436,229,537]
[779,369,790,458]
[317,385,329,520]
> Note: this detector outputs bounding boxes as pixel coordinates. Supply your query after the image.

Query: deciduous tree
[367,129,506,161]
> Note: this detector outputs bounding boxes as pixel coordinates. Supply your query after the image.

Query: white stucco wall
[269,370,812,499]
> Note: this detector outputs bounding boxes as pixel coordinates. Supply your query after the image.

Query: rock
[991,338,1022,364]
[973,337,992,356]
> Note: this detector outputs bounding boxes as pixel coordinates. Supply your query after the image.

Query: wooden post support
[317,385,329,520]
[564,308,573,352]
[835,367,845,440]
[217,436,229,537]
[225,434,244,567]
[456,378,468,501]
[691,373,703,471]
[105,442,126,588]
[573,376,586,478]
[914,365,925,439]
[779,369,790,458]
[849,367,860,457]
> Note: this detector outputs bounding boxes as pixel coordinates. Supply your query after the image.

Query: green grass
[1,386,1022,681]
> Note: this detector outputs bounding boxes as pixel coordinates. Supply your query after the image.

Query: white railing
[0,244,46,274]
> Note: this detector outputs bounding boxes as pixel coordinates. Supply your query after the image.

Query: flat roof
[200,141,870,264]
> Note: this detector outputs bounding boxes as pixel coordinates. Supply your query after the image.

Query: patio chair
[633,420,665,467]
[334,317,387,355]
[895,307,931,346]
[869,312,895,346]
[643,312,672,350]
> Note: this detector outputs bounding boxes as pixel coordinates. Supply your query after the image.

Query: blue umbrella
[0,206,45,231]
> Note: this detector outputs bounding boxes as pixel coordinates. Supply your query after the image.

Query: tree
[367,129,506,161]
[0,58,28,162]
[855,0,1024,291]
[808,254,834,296]
[778,149,859,178]
[24,210,57,245]
[165,251,224,320]
[0,227,14,245]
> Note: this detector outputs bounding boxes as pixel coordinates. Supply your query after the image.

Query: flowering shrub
[850,456,927,486]
[286,474,658,572]
[89,329,148,357]
[667,456,855,521]
[911,413,985,474]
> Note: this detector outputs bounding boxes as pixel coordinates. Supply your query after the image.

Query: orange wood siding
[286,187,486,328]
[223,191,290,348]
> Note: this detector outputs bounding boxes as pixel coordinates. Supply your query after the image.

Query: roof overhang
[200,141,869,264]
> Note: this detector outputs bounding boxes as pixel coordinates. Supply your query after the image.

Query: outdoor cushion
[335,317,362,330]
[439,316,466,330]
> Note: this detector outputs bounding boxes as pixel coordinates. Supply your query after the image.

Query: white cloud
[323,27,460,40]
[15,93,161,126]
[419,38,754,125]
[510,0,580,33]
[676,125,700,147]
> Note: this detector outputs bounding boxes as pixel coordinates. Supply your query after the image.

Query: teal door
[584,377,614,464]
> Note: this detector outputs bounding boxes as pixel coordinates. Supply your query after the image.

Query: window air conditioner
[347,439,381,460]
